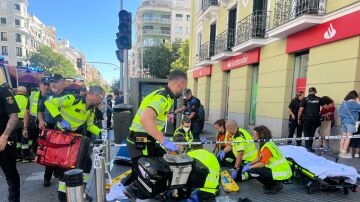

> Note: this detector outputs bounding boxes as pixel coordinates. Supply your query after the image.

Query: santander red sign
[287,10,360,53]
[192,65,212,79]
[221,48,260,71]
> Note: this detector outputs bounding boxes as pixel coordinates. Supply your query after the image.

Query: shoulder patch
[6,97,14,104]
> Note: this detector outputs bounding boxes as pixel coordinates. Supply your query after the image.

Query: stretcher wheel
[344,187,349,195]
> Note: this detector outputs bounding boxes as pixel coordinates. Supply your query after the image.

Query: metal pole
[123,50,129,104]
[94,155,106,202]
[120,61,123,91]
[105,139,111,172]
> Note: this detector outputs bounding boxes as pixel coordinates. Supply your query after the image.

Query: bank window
[2,46,8,55]
[249,64,259,125]
[1,32,7,41]
[0,17,6,24]
[292,51,309,97]
[16,47,22,57]
[16,33,21,43]
[176,14,183,21]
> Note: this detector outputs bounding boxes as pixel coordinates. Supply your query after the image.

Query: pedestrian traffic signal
[116,10,131,50]
[115,49,124,63]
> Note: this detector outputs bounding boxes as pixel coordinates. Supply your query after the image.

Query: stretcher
[279,145,359,194]
[220,170,239,192]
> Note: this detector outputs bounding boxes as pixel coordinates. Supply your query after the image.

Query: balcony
[211,29,236,61]
[268,0,326,38]
[197,41,215,67]
[200,0,219,20]
[142,29,171,36]
[142,17,171,24]
[232,10,270,53]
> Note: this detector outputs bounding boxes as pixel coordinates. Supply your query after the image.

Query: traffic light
[115,50,124,63]
[77,58,83,68]
[115,10,132,50]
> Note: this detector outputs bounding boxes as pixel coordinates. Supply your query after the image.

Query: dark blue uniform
[184,96,204,140]
[0,84,20,202]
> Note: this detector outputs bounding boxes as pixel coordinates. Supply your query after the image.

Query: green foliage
[143,39,189,78]
[28,46,78,78]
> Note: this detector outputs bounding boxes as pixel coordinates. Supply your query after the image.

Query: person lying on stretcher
[240,125,292,195]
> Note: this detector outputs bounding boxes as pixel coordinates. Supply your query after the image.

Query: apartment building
[188,0,360,137]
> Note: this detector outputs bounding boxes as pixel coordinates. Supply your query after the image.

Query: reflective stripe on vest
[173,127,193,148]
[261,141,292,180]
[29,91,40,117]
[187,149,220,195]
[14,95,28,119]
[231,128,258,162]
[58,181,66,193]
[56,99,89,131]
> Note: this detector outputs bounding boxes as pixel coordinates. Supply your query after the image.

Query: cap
[184,88,192,95]
[16,86,27,94]
[49,74,64,81]
[309,87,317,93]
[41,77,50,84]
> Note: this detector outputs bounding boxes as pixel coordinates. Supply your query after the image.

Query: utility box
[129,78,181,136]
[113,104,134,144]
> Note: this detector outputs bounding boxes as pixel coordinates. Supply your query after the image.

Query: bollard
[93,142,106,202]
[64,169,85,202]
[105,139,111,172]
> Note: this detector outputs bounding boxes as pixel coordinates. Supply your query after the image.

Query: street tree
[171,39,189,72]
[143,43,172,78]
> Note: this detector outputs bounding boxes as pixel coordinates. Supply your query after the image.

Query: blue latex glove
[200,136,207,144]
[231,169,238,179]
[242,163,251,173]
[217,150,225,161]
[60,119,71,130]
[161,137,178,152]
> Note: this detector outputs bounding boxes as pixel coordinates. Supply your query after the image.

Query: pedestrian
[297,87,322,152]
[224,120,257,182]
[174,88,204,140]
[14,86,31,163]
[45,85,104,201]
[318,96,335,151]
[38,74,69,187]
[0,83,21,202]
[173,115,193,152]
[124,70,187,200]
[339,90,360,158]
[212,119,234,166]
[106,94,113,129]
[241,125,292,195]
[287,91,304,146]
[349,112,360,158]
[114,89,124,105]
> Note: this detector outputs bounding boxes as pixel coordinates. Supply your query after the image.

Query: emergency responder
[174,88,204,140]
[14,86,31,162]
[38,74,69,187]
[45,85,104,202]
[106,94,113,129]
[298,87,322,152]
[173,115,193,151]
[0,83,21,202]
[124,70,187,199]
[213,119,234,166]
[25,77,50,156]
[241,125,292,195]
[222,120,257,182]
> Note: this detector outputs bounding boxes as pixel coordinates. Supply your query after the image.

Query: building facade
[188,0,360,137]
[132,0,191,78]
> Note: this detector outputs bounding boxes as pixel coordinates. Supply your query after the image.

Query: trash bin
[113,104,134,144]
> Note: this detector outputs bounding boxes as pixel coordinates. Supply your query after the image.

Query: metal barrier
[64,169,85,202]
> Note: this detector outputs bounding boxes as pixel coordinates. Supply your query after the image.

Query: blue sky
[28,0,141,84]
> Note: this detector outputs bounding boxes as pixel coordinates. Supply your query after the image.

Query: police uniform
[45,94,100,201]
[14,92,30,162]
[184,95,203,140]
[0,84,20,202]
[232,128,258,181]
[300,94,321,151]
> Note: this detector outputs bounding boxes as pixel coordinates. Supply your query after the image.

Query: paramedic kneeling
[224,120,257,182]
[242,125,292,195]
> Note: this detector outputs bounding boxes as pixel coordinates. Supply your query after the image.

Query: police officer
[38,74,69,187]
[175,88,204,140]
[0,83,21,202]
[125,70,187,199]
[25,77,50,156]
[173,115,193,152]
[298,87,322,152]
[45,85,104,202]
[14,86,31,162]
[222,120,258,182]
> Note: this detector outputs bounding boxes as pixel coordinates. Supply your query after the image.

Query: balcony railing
[214,29,236,55]
[236,10,270,46]
[201,0,219,11]
[142,17,171,24]
[199,41,215,61]
[143,29,171,35]
[273,0,326,28]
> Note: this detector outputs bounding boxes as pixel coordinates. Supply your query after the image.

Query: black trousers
[106,113,112,128]
[247,167,277,189]
[302,118,320,150]
[0,143,20,202]
[191,120,204,140]
[43,123,57,182]
[288,119,303,146]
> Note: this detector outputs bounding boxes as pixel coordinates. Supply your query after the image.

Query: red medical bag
[35,129,87,169]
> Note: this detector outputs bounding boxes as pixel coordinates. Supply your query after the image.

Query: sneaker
[43,180,51,187]
[242,172,249,181]
[22,158,31,163]
[345,153,353,158]
[355,154,359,158]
